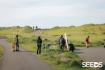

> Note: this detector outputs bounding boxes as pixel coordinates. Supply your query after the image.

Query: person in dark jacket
[16,35,19,51]
[36,36,42,54]
[69,43,75,52]
[59,35,66,52]
[85,36,90,48]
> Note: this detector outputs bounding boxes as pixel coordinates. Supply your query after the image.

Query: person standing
[16,35,20,51]
[59,35,66,52]
[85,36,90,48]
[36,36,42,54]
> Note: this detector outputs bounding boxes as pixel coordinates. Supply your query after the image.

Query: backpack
[59,37,66,45]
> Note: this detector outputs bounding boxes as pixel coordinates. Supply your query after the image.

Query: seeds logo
[82,62,103,68]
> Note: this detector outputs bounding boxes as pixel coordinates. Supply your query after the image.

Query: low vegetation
[0,23,105,70]
[0,45,3,59]
[39,49,91,70]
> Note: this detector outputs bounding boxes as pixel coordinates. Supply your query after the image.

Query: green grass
[39,49,92,70]
[0,24,105,70]
[0,24,105,48]
[40,24,105,47]
[0,45,3,59]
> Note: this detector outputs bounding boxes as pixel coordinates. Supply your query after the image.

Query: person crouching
[12,42,16,52]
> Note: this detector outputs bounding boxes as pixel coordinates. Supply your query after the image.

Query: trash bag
[68,43,75,52]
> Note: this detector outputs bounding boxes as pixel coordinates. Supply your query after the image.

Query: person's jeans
[16,44,19,51]
[37,45,41,54]
[60,44,65,52]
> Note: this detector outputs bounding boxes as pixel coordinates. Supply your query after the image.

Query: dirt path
[75,47,105,64]
[0,39,54,70]
[0,38,105,70]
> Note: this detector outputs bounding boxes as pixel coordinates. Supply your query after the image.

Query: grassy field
[0,45,3,59]
[40,24,105,47]
[0,24,105,70]
[0,24,105,48]
[38,49,93,70]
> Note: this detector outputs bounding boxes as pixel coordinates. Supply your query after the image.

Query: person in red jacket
[85,36,90,48]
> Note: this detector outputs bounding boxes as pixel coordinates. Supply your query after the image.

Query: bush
[23,26,33,33]
[0,45,3,57]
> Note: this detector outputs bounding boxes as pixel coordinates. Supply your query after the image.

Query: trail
[75,47,105,64]
[0,38,105,70]
[0,39,54,70]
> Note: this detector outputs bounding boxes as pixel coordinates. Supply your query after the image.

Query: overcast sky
[0,0,105,28]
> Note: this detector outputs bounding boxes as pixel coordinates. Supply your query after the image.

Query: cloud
[0,0,105,27]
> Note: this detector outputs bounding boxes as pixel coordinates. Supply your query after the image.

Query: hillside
[0,24,105,47]
[0,23,105,70]
[41,24,105,47]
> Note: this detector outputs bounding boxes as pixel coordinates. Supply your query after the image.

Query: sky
[0,0,105,28]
